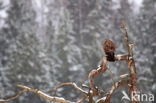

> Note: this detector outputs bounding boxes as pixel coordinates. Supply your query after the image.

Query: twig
[0,84,72,103]
[96,80,130,103]
[115,54,129,61]
[17,84,72,103]
[120,74,129,79]
[88,57,108,96]
[0,89,27,103]
[54,82,88,96]
[76,96,87,103]
[120,21,139,103]
[120,21,130,55]
[55,82,89,103]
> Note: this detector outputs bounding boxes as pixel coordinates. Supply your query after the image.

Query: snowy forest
[0,0,156,103]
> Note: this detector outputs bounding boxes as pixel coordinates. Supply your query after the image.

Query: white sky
[0,0,10,28]
[129,0,143,6]
[129,0,143,13]
[112,0,143,13]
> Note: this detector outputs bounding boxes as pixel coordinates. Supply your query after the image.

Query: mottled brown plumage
[103,39,116,61]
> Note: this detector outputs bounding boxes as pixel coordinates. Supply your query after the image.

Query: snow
[128,0,143,13]
[112,0,143,13]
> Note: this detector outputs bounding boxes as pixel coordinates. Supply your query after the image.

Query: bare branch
[0,85,72,103]
[88,57,108,96]
[17,84,72,103]
[120,21,139,103]
[115,54,129,61]
[120,74,129,79]
[0,90,26,103]
[120,21,130,55]
[97,80,130,103]
[55,82,88,96]
[76,96,87,103]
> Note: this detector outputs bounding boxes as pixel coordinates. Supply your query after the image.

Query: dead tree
[0,22,139,103]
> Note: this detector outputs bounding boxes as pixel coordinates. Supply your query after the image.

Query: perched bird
[103,39,116,61]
